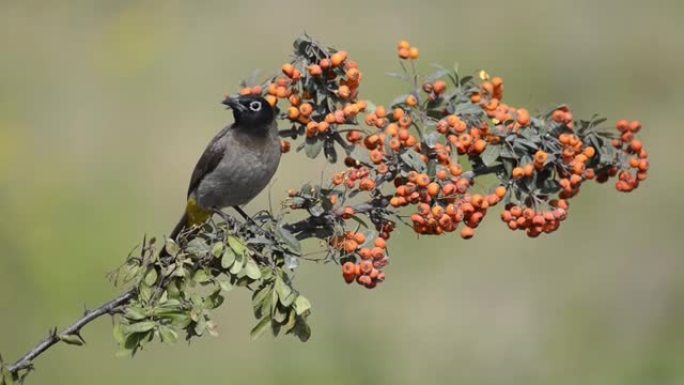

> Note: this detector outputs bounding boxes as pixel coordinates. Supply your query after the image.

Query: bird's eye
[249,101,262,112]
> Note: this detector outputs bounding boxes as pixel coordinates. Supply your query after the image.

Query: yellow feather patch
[186,197,210,226]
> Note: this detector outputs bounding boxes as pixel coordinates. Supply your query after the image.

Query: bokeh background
[1,1,683,384]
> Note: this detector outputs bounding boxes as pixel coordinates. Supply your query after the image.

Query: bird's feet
[212,209,241,234]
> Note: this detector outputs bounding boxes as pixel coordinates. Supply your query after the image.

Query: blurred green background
[1,0,683,384]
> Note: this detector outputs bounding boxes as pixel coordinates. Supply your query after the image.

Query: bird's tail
[160,200,211,257]
[169,211,189,241]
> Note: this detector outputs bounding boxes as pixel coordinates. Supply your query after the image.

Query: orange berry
[374,238,387,249]
[397,40,410,50]
[460,226,475,239]
[406,94,418,107]
[427,182,440,197]
[616,119,629,132]
[359,260,373,275]
[359,178,376,191]
[416,173,431,187]
[516,108,531,127]
[287,106,300,120]
[338,85,351,99]
[346,68,360,81]
[358,247,372,260]
[512,167,525,179]
[449,163,463,176]
[299,103,313,117]
[534,150,548,165]
[552,110,565,123]
[275,86,288,98]
[408,47,419,59]
[319,58,331,70]
[308,64,322,77]
[331,51,348,67]
[472,139,487,154]
[342,206,355,219]
[371,247,384,260]
[433,80,447,94]
[344,239,358,253]
[523,164,535,177]
[280,140,291,153]
[495,186,507,199]
[281,63,295,77]
[342,262,356,275]
[398,47,410,59]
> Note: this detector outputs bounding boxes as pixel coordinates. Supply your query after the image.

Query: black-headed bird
[167,95,280,242]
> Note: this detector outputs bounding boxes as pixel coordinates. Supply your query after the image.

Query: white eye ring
[249,101,262,112]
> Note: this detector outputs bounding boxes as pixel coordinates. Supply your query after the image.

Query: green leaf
[228,236,248,256]
[194,316,207,336]
[164,240,180,256]
[305,138,324,158]
[158,325,178,344]
[229,251,245,275]
[211,242,225,258]
[293,317,311,342]
[275,276,294,306]
[124,321,157,333]
[113,322,125,344]
[217,275,233,292]
[400,149,428,172]
[250,316,271,340]
[244,258,262,280]
[123,330,150,352]
[59,333,85,346]
[143,268,158,287]
[221,248,236,269]
[481,144,501,167]
[283,308,297,332]
[192,269,212,284]
[293,295,312,316]
[273,305,289,323]
[186,238,210,256]
[124,307,147,321]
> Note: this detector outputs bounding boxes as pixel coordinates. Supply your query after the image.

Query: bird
[166,94,281,243]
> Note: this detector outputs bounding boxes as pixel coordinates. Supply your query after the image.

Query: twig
[7,290,135,377]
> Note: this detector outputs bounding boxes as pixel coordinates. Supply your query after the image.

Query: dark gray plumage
[168,95,280,240]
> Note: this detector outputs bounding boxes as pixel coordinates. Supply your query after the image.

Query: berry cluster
[233,37,649,289]
[500,199,568,237]
[337,232,389,289]
[613,120,649,192]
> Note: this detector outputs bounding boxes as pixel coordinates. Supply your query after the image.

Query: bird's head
[222,95,276,135]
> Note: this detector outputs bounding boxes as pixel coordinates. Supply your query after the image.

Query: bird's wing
[187,126,231,197]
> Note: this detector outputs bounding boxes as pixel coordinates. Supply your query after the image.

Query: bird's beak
[222,96,247,112]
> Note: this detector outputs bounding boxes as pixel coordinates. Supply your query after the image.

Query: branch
[6,290,135,377]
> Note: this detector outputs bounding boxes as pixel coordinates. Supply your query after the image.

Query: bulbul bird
[167,95,281,242]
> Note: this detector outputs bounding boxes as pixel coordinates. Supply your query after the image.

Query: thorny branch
[5,290,135,379]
